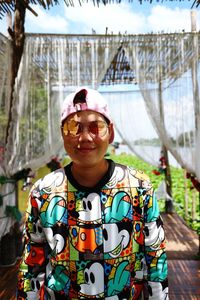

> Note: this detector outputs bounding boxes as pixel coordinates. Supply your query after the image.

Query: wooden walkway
[0,213,199,300]
[162,213,200,300]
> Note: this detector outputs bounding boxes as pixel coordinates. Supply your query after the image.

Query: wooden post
[162,145,173,213]
[3,1,26,258]
[5,0,26,144]
[184,170,189,220]
[192,188,196,221]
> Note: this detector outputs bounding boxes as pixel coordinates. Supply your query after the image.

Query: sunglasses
[62,119,109,138]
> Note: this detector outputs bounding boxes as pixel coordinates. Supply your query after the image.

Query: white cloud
[64,3,145,34]
[25,5,69,33]
[147,6,199,33]
[63,3,199,34]
[1,3,199,35]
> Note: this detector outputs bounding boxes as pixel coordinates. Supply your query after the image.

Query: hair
[73,89,87,106]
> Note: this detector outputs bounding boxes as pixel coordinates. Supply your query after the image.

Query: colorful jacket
[17,160,168,299]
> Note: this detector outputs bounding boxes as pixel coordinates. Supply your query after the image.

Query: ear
[108,123,114,144]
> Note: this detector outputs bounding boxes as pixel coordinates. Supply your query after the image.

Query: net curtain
[2,34,122,177]
[0,34,122,242]
[102,88,160,167]
[1,33,200,181]
[122,33,200,182]
[1,32,200,242]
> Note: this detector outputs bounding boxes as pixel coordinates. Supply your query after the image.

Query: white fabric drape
[2,34,122,177]
[0,181,17,239]
[100,33,200,170]
[100,86,160,167]
[1,32,200,246]
[127,33,200,180]
[1,33,200,180]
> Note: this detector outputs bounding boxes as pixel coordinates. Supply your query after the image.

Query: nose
[78,126,93,142]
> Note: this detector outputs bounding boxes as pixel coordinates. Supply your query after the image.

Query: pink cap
[61,87,112,124]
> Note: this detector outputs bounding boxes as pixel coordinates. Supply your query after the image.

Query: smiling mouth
[110,241,123,258]
[79,147,94,150]
[77,147,95,152]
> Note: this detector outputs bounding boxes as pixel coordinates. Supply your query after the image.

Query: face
[61,111,114,168]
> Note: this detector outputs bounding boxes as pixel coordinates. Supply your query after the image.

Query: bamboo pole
[6,0,26,144]
[192,188,196,221]
[3,1,26,260]
[184,170,189,220]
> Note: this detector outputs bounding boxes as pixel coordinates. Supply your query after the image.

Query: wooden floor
[162,213,200,300]
[0,213,199,300]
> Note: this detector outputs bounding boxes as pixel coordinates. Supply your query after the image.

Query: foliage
[18,86,48,159]
[110,153,199,233]
[134,138,162,146]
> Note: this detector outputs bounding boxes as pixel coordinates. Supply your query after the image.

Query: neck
[71,159,108,187]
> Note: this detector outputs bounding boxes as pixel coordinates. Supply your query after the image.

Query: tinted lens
[89,121,108,137]
[62,120,108,137]
[63,120,81,136]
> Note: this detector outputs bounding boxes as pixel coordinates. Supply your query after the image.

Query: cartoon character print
[148,280,168,300]
[43,223,67,256]
[44,262,56,300]
[26,272,45,300]
[103,222,132,258]
[68,192,102,225]
[106,296,127,300]
[29,169,65,215]
[69,225,102,256]
[129,167,150,184]
[80,262,104,297]
[29,219,46,243]
[133,255,147,280]
[69,191,132,257]
[77,193,102,223]
[133,217,144,245]
[38,169,65,194]
[68,192,103,256]
[25,244,46,267]
[39,192,68,257]
[46,265,70,294]
[79,261,130,298]
[104,191,132,223]
[40,194,67,228]
[106,166,126,188]
[28,169,67,258]
[145,251,167,282]
[107,261,130,297]
[144,216,165,249]
[17,276,32,299]
[18,164,168,299]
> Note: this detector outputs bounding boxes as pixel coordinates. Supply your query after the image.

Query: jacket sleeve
[17,180,49,299]
[143,181,169,300]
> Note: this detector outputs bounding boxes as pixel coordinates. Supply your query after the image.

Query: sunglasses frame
[62,119,109,138]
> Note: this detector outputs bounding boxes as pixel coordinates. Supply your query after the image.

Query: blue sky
[0,1,200,35]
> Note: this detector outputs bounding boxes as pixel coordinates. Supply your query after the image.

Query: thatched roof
[0,0,199,20]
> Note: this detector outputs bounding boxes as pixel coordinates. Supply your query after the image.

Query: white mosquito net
[2,34,122,176]
[1,32,200,182]
[129,33,200,181]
